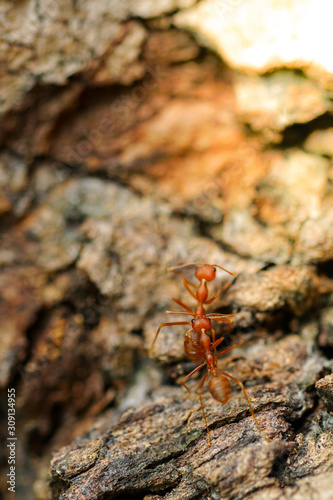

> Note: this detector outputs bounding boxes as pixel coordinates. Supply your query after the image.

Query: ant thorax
[196,280,209,304]
[205,350,215,367]
[194,303,206,316]
[199,330,212,351]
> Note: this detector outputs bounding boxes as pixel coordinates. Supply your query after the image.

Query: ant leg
[206,314,234,319]
[148,321,191,354]
[211,335,225,354]
[168,266,198,287]
[205,289,223,305]
[166,311,194,316]
[209,316,235,329]
[182,362,206,395]
[210,328,218,356]
[184,328,194,339]
[168,263,202,273]
[197,372,211,446]
[212,264,238,278]
[182,279,197,300]
[216,343,238,359]
[216,370,269,442]
[226,319,235,337]
[209,317,235,336]
[172,298,194,313]
[205,281,233,305]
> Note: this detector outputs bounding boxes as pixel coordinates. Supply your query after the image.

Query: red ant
[182,328,269,446]
[149,264,237,353]
[148,263,268,445]
[168,263,238,308]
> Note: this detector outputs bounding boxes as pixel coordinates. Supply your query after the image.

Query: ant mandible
[182,328,269,446]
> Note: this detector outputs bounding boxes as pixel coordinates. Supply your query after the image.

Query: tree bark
[0,1,333,500]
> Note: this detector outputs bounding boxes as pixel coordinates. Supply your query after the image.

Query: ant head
[192,317,211,332]
[195,264,216,282]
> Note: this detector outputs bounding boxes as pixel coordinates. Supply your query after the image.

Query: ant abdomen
[209,375,231,404]
[184,331,204,362]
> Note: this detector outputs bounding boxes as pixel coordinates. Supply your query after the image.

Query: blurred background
[0,0,333,499]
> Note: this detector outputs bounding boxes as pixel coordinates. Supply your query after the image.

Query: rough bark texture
[0,1,333,500]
